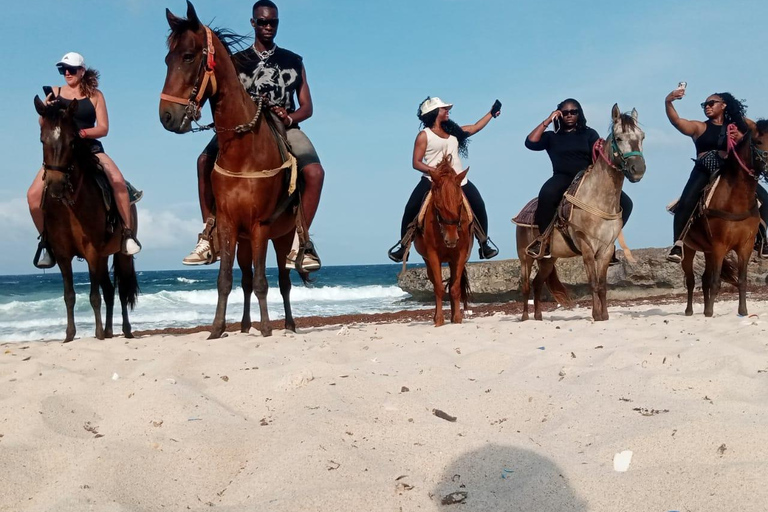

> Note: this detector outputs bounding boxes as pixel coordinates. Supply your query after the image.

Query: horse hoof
[105,331,113,339]
[534,314,542,321]
[685,309,693,317]
[124,331,134,339]
[285,322,296,333]
[260,328,273,337]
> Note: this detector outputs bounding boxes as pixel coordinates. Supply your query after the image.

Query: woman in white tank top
[388,96,502,262]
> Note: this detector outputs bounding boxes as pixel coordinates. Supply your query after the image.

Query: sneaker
[526,239,551,259]
[667,244,683,263]
[479,240,499,260]
[285,249,321,272]
[123,237,141,256]
[183,238,213,265]
[33,242,56,269]
[388,244,407,263]
[761,242,768,259]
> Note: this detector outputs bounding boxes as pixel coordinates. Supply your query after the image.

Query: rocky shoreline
[397,247,768,302]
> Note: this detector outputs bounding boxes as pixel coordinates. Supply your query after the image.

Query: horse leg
[448,258,463,324]
[518,229,533,321]
[425,252,445,326]
[273,232,296,332]
[237,240,253,334]
[704,249,726,318]
[58,258,77,342]
[99,258,115,338]
[209,221,237,340]
[114,253,136,338]
[532,259,555,321]
[681,248,696,316]
[596,247,612,321]
[88,260,105,340]
[736,241,752,317]
[251,225,273,337]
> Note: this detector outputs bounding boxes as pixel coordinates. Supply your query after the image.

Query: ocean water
[0,264,424,342]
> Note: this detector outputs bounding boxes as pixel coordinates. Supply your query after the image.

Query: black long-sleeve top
[525,128,600,178]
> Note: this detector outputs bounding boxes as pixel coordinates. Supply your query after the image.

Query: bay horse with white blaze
[34,96,139,342]
[680,121,768,317]
[516,104,646,321]
[159,2,307,338]
[413,156,472,326]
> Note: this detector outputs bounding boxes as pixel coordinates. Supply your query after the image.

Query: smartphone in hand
[676,81,687,97]
[42,85,54,98]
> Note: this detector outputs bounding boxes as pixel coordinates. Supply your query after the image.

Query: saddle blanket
[511,171,586,227]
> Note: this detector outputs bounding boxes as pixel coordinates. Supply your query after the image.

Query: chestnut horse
[680,121,768,317]
[34,96,139,342]
[160,2,306,338]
[413,157,472,326]
[516,105,646,321]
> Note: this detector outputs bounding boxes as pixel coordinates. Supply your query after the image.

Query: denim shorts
[202,127,321,170]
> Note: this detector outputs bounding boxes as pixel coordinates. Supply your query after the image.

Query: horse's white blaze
[52,127,61,140]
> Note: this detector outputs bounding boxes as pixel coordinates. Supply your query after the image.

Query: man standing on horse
[185,0,325,271]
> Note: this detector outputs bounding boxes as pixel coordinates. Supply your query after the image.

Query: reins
[726,123,758,179]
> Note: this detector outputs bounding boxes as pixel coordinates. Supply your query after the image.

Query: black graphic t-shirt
[232,46,304,114]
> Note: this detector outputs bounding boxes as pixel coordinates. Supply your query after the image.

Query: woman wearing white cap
[27,52,141,268]
[388,96,501,262]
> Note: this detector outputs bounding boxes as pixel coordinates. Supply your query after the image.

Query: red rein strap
[159,26,218,106]
[592,139,614,167]
[726,123,756,177]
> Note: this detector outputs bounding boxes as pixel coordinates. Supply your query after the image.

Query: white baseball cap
[56,52,86,68]
[419,97,453,116]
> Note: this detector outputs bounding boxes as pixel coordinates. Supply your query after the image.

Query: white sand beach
[2,298,768,511]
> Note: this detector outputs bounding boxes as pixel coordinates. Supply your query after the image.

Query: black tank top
[56,92,97,131]
[694,120,726,154]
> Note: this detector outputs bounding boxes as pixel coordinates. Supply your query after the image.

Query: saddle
[511,171,587,228]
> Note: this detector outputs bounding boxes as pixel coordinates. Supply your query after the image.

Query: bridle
[160,25,218,132]
[593,130,644,175]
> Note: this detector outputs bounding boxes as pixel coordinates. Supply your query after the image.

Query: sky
[3,0,768,275]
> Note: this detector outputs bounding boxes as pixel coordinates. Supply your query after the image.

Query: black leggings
[400,177,489,238]
[673,165,768,241]
[535,173,633,231]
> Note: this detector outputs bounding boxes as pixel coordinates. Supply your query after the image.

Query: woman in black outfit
[665,89,768,261]
[524,98,633,260]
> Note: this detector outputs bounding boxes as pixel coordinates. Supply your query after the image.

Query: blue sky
[4,0,768,275]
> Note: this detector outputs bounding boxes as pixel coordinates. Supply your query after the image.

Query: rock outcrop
[397,248,768,302]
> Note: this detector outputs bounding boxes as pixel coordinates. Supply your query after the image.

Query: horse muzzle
[159,101,193,134]
[624,159,647,183]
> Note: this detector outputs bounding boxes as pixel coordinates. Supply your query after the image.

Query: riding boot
[388,243,407,263]
[183,217,218,265]
[526,221,554,259]
[286,233,321,272]
[667,241,684,263]
[478,238,499,260]
[757,223,768,259]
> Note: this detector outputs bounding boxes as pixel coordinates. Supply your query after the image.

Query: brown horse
[516,104,646,321]
[159,2,306,338]
[413,157,472,326]
[680,122,768,317]
[34,96,139,342]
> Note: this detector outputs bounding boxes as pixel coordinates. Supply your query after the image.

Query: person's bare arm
[412,131,433,173]
[272,65,313,127]
[665,89,704,138]
[83,90,109,139]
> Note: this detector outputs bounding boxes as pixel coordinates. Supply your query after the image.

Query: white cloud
[135,208,202,250]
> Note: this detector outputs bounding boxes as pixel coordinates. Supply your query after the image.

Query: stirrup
[294,239,321,272]
[388,241,408,263]
[478,238,499,260]
[33,240,56,269]
[525,237,551,259]
[122,229,142,256]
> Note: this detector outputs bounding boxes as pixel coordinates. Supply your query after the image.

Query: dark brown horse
[34,96,139,342]
[413,157,472,326]
[680,122,768,317]
[516,105,646,321]
[159,2,306,338]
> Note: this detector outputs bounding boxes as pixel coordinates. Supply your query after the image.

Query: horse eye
[183,53,195,63]
[615,137,623,142]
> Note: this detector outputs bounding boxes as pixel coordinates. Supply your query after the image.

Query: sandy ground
[2,297,768,511]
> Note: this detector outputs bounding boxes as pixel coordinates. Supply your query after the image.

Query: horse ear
[611,103,621,123]
[631,108,638,121]
[66,98,79,118]
[455,167,469,184]
[166,8,183,30]
[186,0,201,29]
[34,95,46,116]
[427,168,440,183]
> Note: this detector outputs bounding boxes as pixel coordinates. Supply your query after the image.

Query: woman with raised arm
[388,96,501,262]
[525,98,633,261]
[27,52,140,268]
[664,89,768,261]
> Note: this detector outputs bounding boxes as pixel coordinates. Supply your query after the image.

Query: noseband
[160,25,218,131]
[593,132,643,174]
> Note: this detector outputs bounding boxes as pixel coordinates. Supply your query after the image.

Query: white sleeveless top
[422,128,467,185]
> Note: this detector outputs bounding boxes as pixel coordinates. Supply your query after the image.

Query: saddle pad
[510,172,586,228]
[666,176,721,215]
[416,191,475,229]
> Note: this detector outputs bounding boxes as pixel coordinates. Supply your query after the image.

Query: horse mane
[166,19,248,56]
[433,156,457,181]
[611,112,638,133]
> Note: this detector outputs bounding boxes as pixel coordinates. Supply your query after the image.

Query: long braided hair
[417,97,471,158]
[715,92,748,133]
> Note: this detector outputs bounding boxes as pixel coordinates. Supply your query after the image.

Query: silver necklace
[254,44,277,61]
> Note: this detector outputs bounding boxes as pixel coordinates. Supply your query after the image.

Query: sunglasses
[560,109,579,116]
[57,65,81,76]
[701,100,722,109]
[255,18,279,28]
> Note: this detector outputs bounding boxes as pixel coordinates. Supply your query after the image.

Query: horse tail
[461,271,472,309]
[720,257,740,287]
[546,267,573,308]
[114,254,139,310]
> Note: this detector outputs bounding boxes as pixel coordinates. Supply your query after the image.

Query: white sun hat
[419,97,453,116]
[56,52,86,68]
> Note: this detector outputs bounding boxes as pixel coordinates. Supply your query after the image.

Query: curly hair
[417,97,471,158]
[557,98,588,132]
[714,92,748,133]
[80,68,100,98]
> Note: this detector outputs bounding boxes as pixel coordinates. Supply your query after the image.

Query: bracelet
[286,115,293,127]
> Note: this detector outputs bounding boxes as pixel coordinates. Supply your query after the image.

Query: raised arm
[412,131,433,174]
[526,110,560,147]
[665,89,705,138]
[461,100,501,136]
